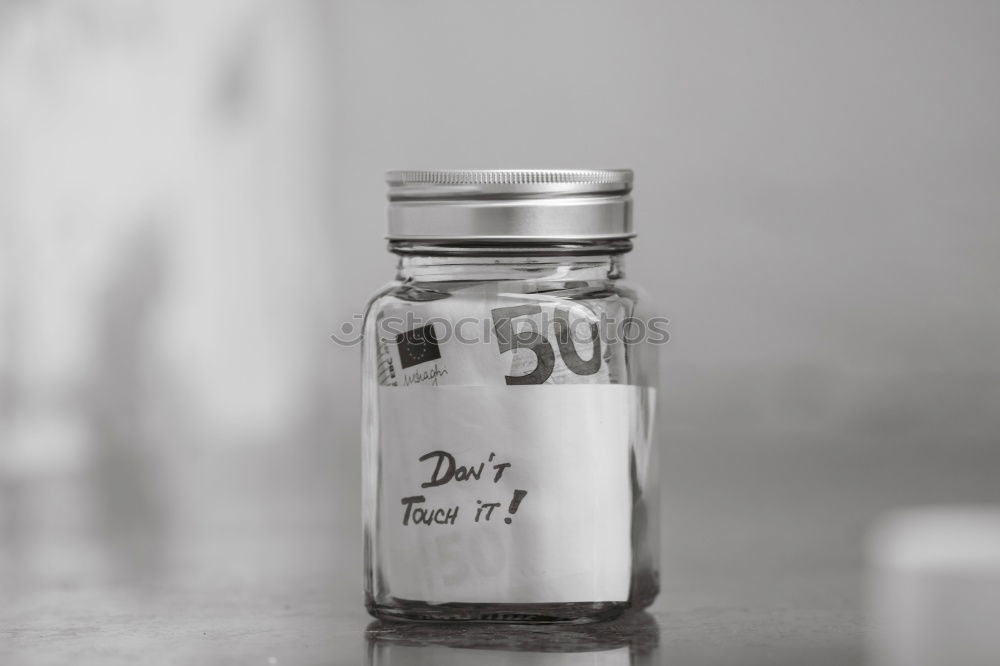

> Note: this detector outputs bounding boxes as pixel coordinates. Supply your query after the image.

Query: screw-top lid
[385,169,634,242]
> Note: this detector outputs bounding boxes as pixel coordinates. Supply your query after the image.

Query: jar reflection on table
[366,612,660,666]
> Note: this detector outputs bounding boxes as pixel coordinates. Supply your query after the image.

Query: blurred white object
[0,0,336,450]
[869,506,1000,666]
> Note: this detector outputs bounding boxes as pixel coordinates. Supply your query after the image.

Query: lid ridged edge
[386,169,632,188]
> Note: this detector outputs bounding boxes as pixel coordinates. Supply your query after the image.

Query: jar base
[367,598,629,624]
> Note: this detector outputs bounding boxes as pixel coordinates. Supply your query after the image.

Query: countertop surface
[4,581,858,666]
[4,424,997,665]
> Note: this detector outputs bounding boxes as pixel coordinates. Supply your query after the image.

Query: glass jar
[362,170,661,623]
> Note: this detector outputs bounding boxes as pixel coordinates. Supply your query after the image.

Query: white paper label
[377,384,636,604]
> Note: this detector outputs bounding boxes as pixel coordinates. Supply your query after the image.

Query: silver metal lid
[385,169,634,242]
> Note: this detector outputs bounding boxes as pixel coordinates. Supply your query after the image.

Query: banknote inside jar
[374,283,629,388]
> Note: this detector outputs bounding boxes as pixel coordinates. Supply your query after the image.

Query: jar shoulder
[364,277,651,316]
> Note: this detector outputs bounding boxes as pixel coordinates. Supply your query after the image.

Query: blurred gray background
[1,1,998,663]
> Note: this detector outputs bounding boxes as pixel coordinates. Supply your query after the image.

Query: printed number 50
[491,305,601,385]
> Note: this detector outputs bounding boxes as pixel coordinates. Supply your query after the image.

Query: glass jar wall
[361,170,660,623]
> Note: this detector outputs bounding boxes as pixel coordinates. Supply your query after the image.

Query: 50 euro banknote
[374,286,628,387]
